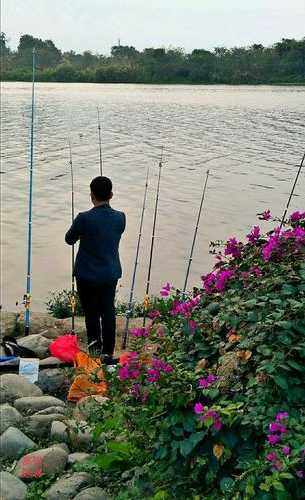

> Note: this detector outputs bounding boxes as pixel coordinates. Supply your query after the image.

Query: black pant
[76,279,117,356]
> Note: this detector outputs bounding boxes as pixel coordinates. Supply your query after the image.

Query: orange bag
[67,351,107,402]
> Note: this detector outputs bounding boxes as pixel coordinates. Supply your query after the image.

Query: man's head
[90,176,113,205]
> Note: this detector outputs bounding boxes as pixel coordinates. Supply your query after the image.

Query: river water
[1,82,305,311]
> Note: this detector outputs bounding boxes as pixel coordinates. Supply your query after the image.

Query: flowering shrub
[81,210,305,499]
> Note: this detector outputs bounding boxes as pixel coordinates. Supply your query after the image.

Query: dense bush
[78,210,305,499]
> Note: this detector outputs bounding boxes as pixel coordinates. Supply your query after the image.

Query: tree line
[1,33,305,84]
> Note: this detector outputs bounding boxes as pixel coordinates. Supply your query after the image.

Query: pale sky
[2,0,305,54]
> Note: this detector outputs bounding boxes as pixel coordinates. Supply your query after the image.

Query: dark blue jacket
[65,204,126,284]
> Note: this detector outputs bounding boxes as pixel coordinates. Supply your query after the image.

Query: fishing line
[280,151,305,228]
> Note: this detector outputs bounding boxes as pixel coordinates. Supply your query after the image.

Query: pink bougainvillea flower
[266,452,278,462]
[189,320,198,333]
[296,470,304,479]
[215,269,235,292]
[247,225,261,245]
[258,209,272,221]
[130,327,149,338]
[281,446,290,456]
[148,310,161,320]
[275,411,289,421]
[262,227,281,261]
[160,282,172,297]
[194,402,204,414]
[269,422,286,433]
[118,366,130,381]
[289,211,305,223]
[199,373,217,388]
[267,434,281,445]
[250,266,262,277]
[213,418,222,431]
[224,237,242,258]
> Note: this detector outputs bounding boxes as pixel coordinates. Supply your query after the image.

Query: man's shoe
[102,354,119,366]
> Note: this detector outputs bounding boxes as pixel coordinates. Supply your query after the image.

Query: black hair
[90,176,112,201]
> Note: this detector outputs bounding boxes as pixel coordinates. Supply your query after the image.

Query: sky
[1,0,305,54]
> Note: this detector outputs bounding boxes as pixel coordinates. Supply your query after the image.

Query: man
[65,176,125,363]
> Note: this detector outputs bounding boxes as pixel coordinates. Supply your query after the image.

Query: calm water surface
[1,82,305,311]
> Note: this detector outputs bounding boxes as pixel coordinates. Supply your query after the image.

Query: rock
[39,356,66,366]
[14,396,66,415]
[74,395,109,421]
[73,487,111,500]
[17,334,51,359]
[0,471,27,500]
[46,472,92,500]
[55,442,70,453]
[25,413,66,438]
[0,374,43,404]
[67,453,91,465]
[36,368,68,394]
[0,403,22,433]
[16,312,58,335]
[14,445,68,480]
[0,427,37,459]
[50,421,68,442]
[66,420,93,451]
[0,311,19,336]
[35,406,66,416]
[55,317,86,336]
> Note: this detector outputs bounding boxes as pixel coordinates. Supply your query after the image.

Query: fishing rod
[280,150,305,228]
[143,147,164,326]
[68,141,76,333]
[183,169,210,295]
[121,165,150,349]
[24,48,36,336]
[97,107,103,176]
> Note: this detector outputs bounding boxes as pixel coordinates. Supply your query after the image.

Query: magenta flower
[247,225,261,244]
[289,211,305,223]
[202,272,217,294]
[266,452,278,462]
[267,434,281,445]
[262,228,281,261]
[148,310,161,320]
[160,282,172,297]
[250,266,262,277]
[296,470,304,479]
[118,366,130,381]
[281,446,290,456]
[259,209,272,221]
[275,411,289,422]
[194,402,204,414]
[224,237,242,258]
[189,320,198,333]
[269,422,286,433]
[130,327,149,338]
[146,368,161,384]
[215,269,235,292]
[213,418,222,431]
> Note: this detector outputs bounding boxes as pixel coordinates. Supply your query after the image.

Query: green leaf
[220,477,235,493]
[286,360,304,371]
[179,431,205,457]
[107,441,132,456]
[273,375,288,390]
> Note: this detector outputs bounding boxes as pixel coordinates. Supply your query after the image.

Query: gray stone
[74,395,109,421]
[35,406,66,416]
[0,471,27,500]
[0,374,43,404]
[18,334,51,359]
[55,442,70,453]
[73,487,111,500]
[14,396,66,415]
[39,356,66,366]
[46,473,92,500]
[0,427,37,459]
[0,403,22,433]
[36,368,67,394]
[66,420,93,451]
[67,453,90,465]
[16,312,58,335]
[25,413,66,438]
[50,420,68,442]
[15,445,68,480]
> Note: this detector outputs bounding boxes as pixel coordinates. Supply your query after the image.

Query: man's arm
[65,213,83,245]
